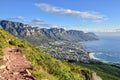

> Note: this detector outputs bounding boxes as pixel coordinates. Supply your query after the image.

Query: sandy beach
[89,52,100,60]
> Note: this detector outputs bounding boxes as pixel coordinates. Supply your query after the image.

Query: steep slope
[0,28,102,80]
[0,20,98,46]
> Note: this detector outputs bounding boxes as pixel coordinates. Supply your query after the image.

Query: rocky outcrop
[81,70,102,80]
[90,72,102,80]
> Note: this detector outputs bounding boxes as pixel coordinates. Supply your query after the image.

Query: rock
[26,69,31,76]
[0,75,5,79]
[0,65,6,69]
[91,72,102,80]
[13,72,19,75]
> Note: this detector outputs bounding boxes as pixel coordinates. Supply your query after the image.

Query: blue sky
[0,0,120,32]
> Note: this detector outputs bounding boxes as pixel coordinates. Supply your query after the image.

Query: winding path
[0,46,35,80]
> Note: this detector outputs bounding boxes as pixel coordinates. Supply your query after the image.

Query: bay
[83,32,120,63]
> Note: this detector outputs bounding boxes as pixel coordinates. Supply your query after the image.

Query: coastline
[88,52,120,69]
[89,52,100,60]
[89,52,110,63]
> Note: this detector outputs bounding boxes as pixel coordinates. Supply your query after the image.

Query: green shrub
[9,40,16,45]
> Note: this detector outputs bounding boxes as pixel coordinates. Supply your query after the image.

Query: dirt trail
[0,46,35,80]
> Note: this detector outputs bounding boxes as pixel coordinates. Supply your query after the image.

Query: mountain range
[0,20,98,45]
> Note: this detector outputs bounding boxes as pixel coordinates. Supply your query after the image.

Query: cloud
[32,18,42,22]
[39,23,60,28]
[35,3,105,19]
[29,18,44,27]
[39,23,67,29]
[30,22,61,28]
[8,16,24,20]
[2,16,65,28]
[92,19,102,23]
[7,16,26,22]
[4,17,61,28]
[29,18,61,28]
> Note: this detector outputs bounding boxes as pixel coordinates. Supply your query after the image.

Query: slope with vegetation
[0,28,101,80]
[0,21,120,80]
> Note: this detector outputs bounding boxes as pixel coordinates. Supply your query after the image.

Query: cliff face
[0,20,99,45]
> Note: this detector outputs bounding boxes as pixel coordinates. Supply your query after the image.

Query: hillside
[0,28,103,80]
[0,25,120,80]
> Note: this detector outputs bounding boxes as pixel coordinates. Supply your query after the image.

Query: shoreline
[89,52,100,60]
[89,52,112,63]
[89,52,120,68]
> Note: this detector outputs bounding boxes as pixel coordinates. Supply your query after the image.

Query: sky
[0,0,120,32]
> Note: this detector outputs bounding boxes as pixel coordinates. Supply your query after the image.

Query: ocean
[83,32,120,63]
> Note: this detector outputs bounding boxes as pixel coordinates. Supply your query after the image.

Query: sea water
[83,33,120,63]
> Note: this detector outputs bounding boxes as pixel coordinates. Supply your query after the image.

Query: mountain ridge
[0,20,98,45]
